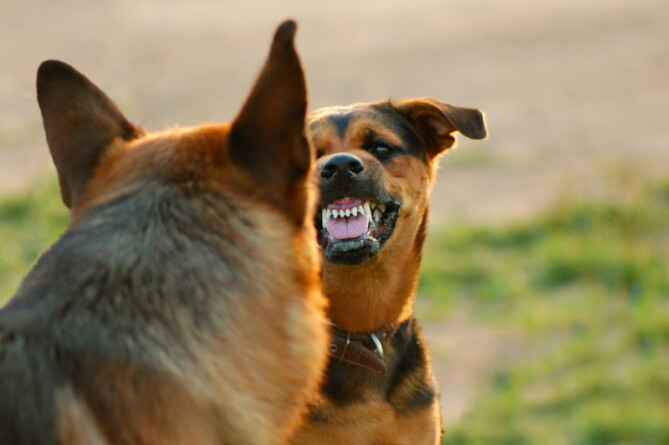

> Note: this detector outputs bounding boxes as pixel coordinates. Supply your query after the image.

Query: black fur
[368,103,427,162]
[316,319,436,415]
[328,113,353,140]
[386,319,437,414]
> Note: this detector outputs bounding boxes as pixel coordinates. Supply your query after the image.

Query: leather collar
[328,324,399,374]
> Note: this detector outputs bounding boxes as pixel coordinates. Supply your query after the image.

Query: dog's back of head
[0,20,326,445]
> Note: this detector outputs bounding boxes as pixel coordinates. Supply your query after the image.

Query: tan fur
[56,388,108,445]
[312,145,433,333]
[293,403,441,445]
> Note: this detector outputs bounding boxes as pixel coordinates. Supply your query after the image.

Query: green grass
[418,180,669,445]
[0,176,668,444]
[0,177,68,300]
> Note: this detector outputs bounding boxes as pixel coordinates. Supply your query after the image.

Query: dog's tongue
[327,213,369,240]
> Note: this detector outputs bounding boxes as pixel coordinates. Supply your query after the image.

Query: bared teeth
[367,201,386,223]
[363,202,372,219]
[322,201,379,225]
[322,209,329,227]
[321,200,390,234]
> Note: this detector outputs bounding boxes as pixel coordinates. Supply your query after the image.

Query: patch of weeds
[425,177,669,444]
[0,177,67,301]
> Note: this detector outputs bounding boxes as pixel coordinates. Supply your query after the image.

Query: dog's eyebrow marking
[368,104,426,160]
[356,124,405,149]
[307,120,340,155]
[328,113,353,139]
[343,111,409,152]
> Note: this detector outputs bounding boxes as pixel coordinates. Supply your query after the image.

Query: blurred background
[1,0,668,443]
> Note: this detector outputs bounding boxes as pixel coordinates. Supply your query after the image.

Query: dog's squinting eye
[371,144,393,160]
[363,138,402,162]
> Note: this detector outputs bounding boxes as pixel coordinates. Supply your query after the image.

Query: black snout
[320,154,364,181]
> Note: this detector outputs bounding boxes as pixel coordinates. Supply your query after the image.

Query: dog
[0,21,327,445]
[290,98,487,444]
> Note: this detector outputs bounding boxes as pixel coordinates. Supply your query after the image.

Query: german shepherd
[0,21,327,445]
[291,98,487,444]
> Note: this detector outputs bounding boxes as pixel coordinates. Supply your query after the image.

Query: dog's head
[310,99,487,265]
[38,20,313,229]
[22,22,327,442]
[33,21,323,328]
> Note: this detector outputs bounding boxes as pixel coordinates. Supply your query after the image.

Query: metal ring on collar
[339,332,351,361]
[369,332,384,359]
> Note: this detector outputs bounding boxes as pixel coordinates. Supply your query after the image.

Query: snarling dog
[291,98,487,444]
[0,21,327,445]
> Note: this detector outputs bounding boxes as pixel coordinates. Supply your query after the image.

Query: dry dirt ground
[1,0,668,426]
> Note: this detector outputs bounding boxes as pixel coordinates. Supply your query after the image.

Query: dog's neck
[323,213,428,333]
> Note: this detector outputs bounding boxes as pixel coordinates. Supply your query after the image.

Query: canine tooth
[363,202,372,219]
[358,205,364,216]
[351,207,358,217]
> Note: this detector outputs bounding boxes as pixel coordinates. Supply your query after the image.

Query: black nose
[320,154,364,181]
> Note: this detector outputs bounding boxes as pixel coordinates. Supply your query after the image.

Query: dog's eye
[364,139,401,162]
[371,144,393,159]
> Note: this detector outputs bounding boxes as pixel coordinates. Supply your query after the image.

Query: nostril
[347,158,364,175]
[320,163,337,179]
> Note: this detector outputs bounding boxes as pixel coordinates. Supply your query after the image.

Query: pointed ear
[395,98,487,158]
[229,20,311,218]
[36,60,143,208]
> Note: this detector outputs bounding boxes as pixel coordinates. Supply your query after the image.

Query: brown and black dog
[0,21,327,445]
[291,98,487,444]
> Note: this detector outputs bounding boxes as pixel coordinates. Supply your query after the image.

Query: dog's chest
[300,398,399,444]
[299,393,440,444]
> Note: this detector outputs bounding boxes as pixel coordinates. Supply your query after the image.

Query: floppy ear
[37,60,143,208]
[395,98,487,158]
[229,20,311,220]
